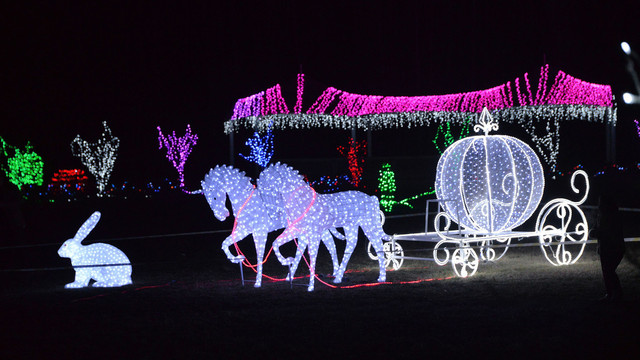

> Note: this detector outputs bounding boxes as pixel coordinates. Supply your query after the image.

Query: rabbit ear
[73,211,101,242]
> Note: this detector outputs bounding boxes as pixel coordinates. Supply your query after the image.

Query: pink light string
[230,65,613,122]
[294,73,304,114]
[232,84,289,120]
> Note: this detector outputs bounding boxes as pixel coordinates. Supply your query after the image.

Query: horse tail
[369,195,392,241]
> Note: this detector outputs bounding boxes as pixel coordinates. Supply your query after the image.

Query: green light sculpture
[0,137,44,190]
[433,118,471,154]
[377,163,434,213]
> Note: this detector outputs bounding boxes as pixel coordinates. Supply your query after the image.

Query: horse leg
[252,232,267,288]
[334,225,358,284]
[273,232,297,268]
[221,229,248,263]
[288,237,308,281]
[362,225,387,282]
[321,230,340,278]
[306,236,322,291]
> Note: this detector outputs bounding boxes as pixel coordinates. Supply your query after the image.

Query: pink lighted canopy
[224,65,615,134]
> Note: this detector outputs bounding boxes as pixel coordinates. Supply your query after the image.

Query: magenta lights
[231,84,289,120]
[228,66,613,123]
[157,124,198,188]
[294,73,305,114]
[224,66,616,173]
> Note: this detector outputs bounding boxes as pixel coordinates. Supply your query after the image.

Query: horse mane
[202,165,253,190]
[260,162,308,192]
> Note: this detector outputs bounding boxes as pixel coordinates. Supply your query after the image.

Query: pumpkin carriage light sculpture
[385,108,590,277]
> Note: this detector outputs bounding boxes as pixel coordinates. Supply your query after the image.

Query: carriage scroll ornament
[431,108,590,277]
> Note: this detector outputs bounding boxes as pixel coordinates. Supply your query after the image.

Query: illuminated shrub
[0,137,44,190]
[50,169,88,196]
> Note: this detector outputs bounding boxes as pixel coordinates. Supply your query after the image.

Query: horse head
[201,165,241,221]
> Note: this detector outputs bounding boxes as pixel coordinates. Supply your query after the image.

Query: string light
[49,169,88,197]
[58,211,133,288]
[199,165,341,288]
[309,174,351,193]
[634,120,640,138]
[555,164,584,178]
[239,128,274,168]
[435,108,545,233]
[20,176,182,202]
[258,162,389,291]
[337,137,367,187]
[225,66,615,172]
[433,117,471,154]
[71,121,120,197]
[0,137,44,191]
[231,84,289,120]
[294,73,304,114]
[157,124,198,188]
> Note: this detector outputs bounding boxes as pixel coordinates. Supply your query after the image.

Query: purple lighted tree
[157,124,198,188]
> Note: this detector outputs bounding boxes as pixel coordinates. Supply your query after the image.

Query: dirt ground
[2,199,640,359]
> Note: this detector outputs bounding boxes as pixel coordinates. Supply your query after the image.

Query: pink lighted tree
[157,124,198,188]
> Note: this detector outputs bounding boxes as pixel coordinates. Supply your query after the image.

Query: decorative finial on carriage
[473,107,499,136]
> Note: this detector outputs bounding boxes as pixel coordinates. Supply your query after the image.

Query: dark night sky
[2,1,639,188]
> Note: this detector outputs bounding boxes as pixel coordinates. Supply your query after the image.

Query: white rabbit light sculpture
[58,211,132,288]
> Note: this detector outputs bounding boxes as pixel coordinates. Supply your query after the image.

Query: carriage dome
[434,108,545,233]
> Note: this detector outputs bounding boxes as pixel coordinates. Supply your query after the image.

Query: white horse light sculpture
[258,162,389,291]
[200,165,341,287]
[58,211,132,288]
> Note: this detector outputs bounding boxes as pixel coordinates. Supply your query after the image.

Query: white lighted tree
[71,121,119,196]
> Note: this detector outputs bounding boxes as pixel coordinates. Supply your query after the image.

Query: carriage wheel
[383,241,404,270]
[536,170,590,266]
[536,201,588,266]
[452,245,479,278]
[368,241,404,270]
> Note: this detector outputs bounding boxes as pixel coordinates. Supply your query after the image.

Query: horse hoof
[229,255,245,264]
